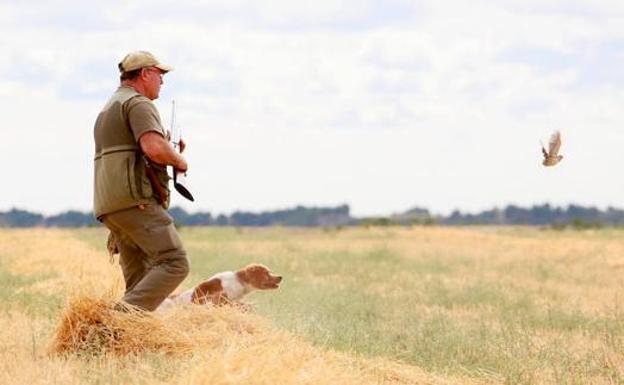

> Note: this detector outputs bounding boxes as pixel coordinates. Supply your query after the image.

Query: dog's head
[236,263,283,290]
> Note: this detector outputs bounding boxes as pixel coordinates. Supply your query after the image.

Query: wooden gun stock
[143,156,168,207]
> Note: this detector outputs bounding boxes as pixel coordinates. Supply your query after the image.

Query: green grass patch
[0,263,62,317]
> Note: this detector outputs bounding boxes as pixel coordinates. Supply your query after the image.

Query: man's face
[142,67,164,100]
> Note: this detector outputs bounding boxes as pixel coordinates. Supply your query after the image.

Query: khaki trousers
[102,204,189,311]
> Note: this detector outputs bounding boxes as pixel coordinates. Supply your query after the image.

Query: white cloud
[2,0,624,216]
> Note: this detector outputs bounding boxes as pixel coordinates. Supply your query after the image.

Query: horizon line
[2,201,623,219]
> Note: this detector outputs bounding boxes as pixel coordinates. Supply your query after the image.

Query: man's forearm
[150,145,187,171]
[140,132,188,171]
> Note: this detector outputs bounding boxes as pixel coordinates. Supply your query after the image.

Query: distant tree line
[0,205,352,228]
[1,203,624,228]
[437,204,624,227]
[360,204,624,228]
[0,209,99,228]
[168,205,352,227]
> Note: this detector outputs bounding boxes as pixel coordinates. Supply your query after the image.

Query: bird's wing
[548,131,561,156]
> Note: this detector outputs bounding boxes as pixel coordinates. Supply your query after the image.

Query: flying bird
[541,131,563,167]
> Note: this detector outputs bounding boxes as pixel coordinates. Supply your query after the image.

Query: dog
[157,263,282,311]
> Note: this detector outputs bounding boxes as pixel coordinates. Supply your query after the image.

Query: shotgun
[170,100,195,202]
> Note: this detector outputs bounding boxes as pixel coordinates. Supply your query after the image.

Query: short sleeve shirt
[125,97,167,143]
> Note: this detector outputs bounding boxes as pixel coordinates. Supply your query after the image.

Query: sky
[1,0,624,217]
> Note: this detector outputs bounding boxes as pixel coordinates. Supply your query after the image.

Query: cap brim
[155,64,174,73]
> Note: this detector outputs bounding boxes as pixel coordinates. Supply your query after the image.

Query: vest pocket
[94,151,141,217]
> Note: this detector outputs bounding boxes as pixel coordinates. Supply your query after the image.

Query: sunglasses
[144,67,164,80]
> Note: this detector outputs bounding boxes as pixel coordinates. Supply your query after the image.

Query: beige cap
[118,51,174,73]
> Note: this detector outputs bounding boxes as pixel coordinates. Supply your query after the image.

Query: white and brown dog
[157,263,282,311]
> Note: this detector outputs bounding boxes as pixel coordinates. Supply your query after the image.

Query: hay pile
[51,297,192,356]
[50,296,265,357]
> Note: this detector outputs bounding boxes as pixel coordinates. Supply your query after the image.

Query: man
[93,51,189,311]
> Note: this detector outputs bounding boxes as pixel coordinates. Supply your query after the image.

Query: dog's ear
[236,264,265,286]
[191,278,223,304]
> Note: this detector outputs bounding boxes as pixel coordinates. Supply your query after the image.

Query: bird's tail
[540,140,547,158]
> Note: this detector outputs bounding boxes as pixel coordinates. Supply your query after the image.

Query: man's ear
[139,67,149,81]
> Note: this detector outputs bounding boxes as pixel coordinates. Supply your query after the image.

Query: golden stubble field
[0,226,623,384]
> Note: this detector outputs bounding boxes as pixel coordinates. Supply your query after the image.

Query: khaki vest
[93,87,170,219]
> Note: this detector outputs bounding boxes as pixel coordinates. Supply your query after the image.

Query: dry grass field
[1,226,623,384]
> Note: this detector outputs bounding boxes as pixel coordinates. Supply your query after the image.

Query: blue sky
[1,0,624,217]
